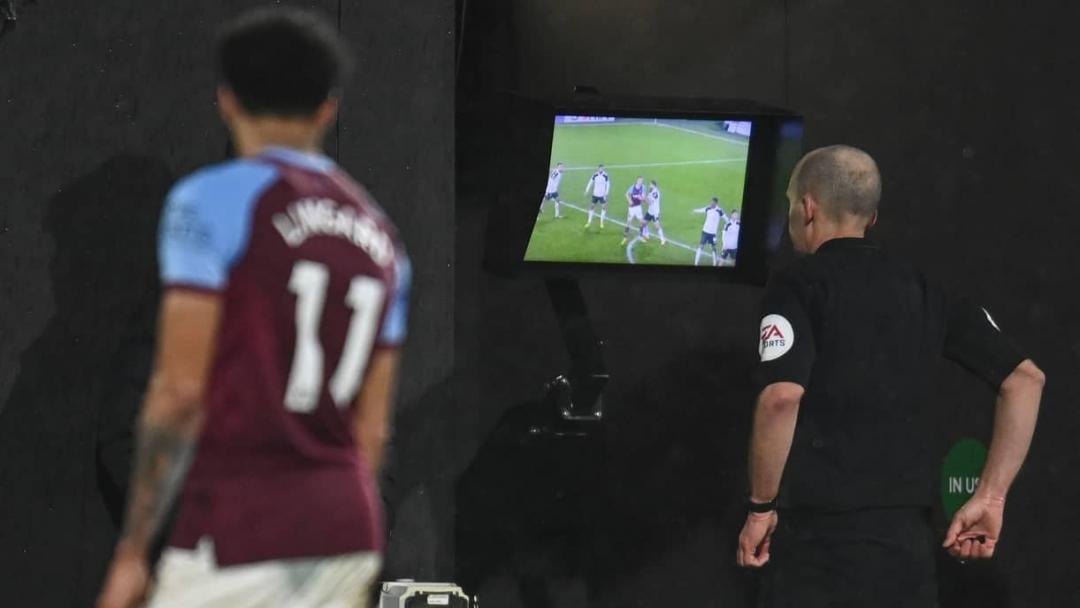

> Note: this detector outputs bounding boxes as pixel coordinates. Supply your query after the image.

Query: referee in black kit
[735,145,1045,607]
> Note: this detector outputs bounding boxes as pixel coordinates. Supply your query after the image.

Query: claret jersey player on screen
[98,8,408,608]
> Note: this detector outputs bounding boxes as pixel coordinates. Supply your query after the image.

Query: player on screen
[719,209,740,266]
[692,197,727,266]
[97,9,408,608]
[621,176,648,246]
[641,179,666,245]
[583,163,611,229]
[540,162,565,219]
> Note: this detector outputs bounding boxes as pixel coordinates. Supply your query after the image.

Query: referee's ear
[868,210,878,228]
[801,194,816,226]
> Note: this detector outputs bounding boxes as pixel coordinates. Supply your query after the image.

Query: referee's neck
[808,227,867,254]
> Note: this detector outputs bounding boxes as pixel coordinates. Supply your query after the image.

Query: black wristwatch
[748,498,777,513]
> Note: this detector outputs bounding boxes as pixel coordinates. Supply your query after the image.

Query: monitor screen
[524,115,752,268]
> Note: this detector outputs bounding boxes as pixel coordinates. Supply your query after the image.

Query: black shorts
[644,212,659,222]
[759,507,939,608]
[591,195,607,205]
[544,192,559,200]
[721,248,737,259]
[700,232,717,246]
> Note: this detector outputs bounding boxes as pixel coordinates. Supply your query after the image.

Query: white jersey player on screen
[692,197,727,266]
[583,164,611,230]
[641,180,666,245]
[539,162,565,219]
[719,209,740,266]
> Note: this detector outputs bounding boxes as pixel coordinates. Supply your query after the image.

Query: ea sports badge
[759,314,794,361]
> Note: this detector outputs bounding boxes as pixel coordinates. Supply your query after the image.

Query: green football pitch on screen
[525,117,751,267]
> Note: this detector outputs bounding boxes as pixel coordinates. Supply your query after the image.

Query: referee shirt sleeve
[943,297,1026,390]
[755,271,816,390]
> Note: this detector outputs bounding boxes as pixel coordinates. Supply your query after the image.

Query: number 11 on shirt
[285,260,386,413]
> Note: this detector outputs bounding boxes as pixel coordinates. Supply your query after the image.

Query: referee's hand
[943,494,1006,561]
[737,510,778,568]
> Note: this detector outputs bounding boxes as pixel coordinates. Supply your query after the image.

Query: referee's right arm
[941,299,1045,560]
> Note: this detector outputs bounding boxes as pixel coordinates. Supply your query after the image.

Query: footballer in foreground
[98,8,408,608]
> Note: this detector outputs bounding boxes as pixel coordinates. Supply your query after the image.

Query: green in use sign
[941,438,988,519]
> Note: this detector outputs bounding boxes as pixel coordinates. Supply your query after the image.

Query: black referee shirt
[756,237,1026,510]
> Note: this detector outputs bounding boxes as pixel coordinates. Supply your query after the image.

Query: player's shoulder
[331,170,405,243]
[168,159,281,208]
[328,169,382,211]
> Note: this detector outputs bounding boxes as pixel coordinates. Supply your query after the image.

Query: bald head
[791,145,881,221]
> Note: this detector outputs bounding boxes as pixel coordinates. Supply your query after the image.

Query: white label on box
[427,595,450,606]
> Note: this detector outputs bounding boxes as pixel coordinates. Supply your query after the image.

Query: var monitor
[525,115,752,268]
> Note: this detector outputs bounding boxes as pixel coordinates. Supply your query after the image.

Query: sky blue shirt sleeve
[378,255,411,346]
[158,161,279,290]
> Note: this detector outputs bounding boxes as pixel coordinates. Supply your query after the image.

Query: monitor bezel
[480,93,802,286]
[526,110,757,276]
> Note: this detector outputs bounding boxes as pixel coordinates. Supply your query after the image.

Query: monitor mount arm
[543,278,608,424]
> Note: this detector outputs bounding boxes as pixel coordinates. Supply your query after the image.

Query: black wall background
[3,0,1080,606]
[0,1,453,605]
[455,1,1080,606]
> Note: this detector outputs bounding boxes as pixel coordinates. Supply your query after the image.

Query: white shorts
[148,539,382,608]
[627,206,644,221]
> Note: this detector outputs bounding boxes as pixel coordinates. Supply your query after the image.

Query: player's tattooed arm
[119,417,199,554]
[115,291,221,556]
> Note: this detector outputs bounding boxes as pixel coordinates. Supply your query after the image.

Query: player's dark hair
[793,145,881,219]
[650,180,657,185]
[216,8,352,117]
[711,196,719,203]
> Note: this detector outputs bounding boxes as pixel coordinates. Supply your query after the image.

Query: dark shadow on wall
[0,154,168,607]
[357,375,460,605]
[455,342,761,607]
[454,394,608,608]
